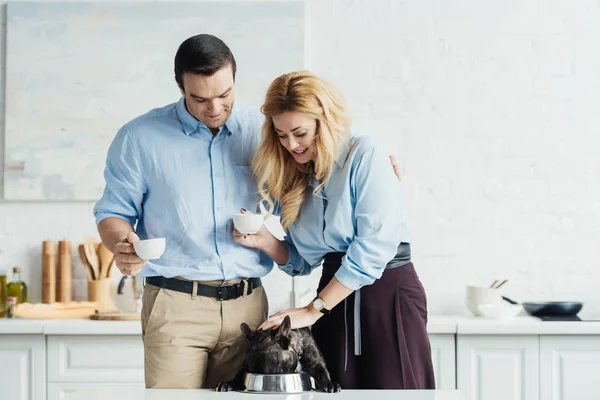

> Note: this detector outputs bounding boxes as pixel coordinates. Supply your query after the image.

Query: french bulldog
[216,315,341,393]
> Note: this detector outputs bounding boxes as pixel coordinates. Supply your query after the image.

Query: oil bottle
[7,266,28,304]
[0,269,6,318]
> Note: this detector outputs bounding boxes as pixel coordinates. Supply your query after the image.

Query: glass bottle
[6,296,17,318]
[0,269,6,318]
[7,266,28,304]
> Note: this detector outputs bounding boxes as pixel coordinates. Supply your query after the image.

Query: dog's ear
[240,323,254,341]
[275,316,292,349]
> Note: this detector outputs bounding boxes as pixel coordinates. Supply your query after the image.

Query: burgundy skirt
[311,262,436,390]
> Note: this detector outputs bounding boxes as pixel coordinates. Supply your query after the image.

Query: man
[94,34,271,389]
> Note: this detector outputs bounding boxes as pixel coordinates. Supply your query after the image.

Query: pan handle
[502,296,519,305]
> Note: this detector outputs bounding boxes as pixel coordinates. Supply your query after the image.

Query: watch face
[314,298,324,310]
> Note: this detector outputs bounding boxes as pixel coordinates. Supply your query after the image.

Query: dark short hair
[174,34,237,88]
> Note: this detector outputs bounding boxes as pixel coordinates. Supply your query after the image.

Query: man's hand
[389,155,402,181]
[113,231,145,276]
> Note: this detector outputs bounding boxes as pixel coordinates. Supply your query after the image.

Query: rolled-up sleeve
[334,145,405,291]
[93,128,145,226]
[277,231,322,277]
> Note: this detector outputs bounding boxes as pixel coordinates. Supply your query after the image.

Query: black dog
[216,315,341,393]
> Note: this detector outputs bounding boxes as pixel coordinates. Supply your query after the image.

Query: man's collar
[176,96,235,136]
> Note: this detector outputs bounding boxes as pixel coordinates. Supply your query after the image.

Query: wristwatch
[312,296,330,315]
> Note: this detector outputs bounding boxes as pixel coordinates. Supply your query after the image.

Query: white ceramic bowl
[465,285,503,316]
[233,214,265,234]
[133,238,166,260]
[477,304,523,320]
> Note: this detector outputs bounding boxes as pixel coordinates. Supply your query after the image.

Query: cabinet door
[540,336,600,400]
[0,335,46,400]
[47,382,144,400]
[47,335,144,382]
[457,335,539,400]
[429,334,456,389]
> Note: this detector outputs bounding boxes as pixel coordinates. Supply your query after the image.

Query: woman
[234,70,435,390]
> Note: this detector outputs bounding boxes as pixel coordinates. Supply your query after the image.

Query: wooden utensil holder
[87,279,112,305]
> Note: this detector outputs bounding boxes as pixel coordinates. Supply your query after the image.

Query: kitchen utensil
[12,301,119,319]
[241,372,313,393]
[523,302,583,317]
[90,312,141,321]
[117,276,143,313]
[42,240,57,304]
[88,278,112,305]
[107,261,115,278]
[489,280,498,288]
[83,243,100,280]
[57,240,72,302]
[78,244,95,280]
[466,285,502,316]
[495,279,508,289]
[97,243,113,279]
[502,296,583,317]
[133,238,166,260]
[477,303,523,320]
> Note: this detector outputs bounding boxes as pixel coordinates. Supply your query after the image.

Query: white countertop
[454,316,600,335]
[0,318,142,335]
[3,315,600,335]
[62,388,467,400]
[0,316,456,335]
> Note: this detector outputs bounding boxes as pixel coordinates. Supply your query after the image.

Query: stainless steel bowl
[241,372,314,393]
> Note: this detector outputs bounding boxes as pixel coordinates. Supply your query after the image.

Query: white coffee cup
[133,238,166,260]
[233,214,265,234]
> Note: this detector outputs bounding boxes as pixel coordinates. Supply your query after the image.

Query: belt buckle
[217,284,233,301]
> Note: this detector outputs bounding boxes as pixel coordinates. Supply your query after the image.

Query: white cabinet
[47,382,144,400]
[429,334,456,390]
[47,335,144,382]
[540,336,600,400]
[46,335,144,398]
[0,335,46,400]
[457,335,539,400]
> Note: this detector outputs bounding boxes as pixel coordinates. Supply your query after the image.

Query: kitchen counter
[454,315,600,335]
[3,315,600,335]
[0,316,455,335]
[0,317,142,335]
[62,387,468,400]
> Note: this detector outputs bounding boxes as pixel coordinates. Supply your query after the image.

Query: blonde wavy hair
[252,70,351,230]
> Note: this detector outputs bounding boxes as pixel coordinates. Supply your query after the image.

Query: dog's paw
[216,381,235,392]
[320,380,341,393]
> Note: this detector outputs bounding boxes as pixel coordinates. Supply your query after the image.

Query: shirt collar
[175,96,235,136]
[334,134,352,168]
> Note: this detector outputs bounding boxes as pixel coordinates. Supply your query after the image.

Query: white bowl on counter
[465,285,503,316]
[477,303,523,320]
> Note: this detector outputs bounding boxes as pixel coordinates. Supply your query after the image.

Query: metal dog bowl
[241,372,314,393]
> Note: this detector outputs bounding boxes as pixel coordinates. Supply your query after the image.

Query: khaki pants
[141,279,268,389]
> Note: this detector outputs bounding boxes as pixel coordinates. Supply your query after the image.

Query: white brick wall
[1,0,599,317]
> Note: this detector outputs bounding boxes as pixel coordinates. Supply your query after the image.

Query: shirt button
[217,206,222,211]
[218,238,224,243]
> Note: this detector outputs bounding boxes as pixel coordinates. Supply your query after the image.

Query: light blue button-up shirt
[278,135,410,291]
[94,97,274,281]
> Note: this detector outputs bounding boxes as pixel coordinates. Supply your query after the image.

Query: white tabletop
[62,388,468,400]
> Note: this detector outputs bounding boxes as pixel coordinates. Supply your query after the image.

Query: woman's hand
[258,303,322,331]
[233,209,276,251]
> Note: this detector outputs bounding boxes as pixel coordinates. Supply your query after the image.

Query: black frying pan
[503,296,583,317]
